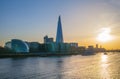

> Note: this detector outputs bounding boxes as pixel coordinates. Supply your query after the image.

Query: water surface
[0,53,120,79]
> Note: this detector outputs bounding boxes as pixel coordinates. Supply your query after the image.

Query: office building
[44,35,54,43]
[56,16,64,43]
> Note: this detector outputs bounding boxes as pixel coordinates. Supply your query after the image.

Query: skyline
[0,0,120,49]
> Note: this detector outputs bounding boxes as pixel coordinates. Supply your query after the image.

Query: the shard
[56,16,64,43]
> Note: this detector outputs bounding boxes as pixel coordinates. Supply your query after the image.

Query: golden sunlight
[101,54,108,62]
[101,53,110,78]
[97,28,112,42]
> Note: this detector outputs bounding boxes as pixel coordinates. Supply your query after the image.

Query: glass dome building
[11,39,29,53]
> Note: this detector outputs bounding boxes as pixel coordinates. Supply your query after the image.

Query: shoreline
[1,52,118,58]
[0,52,82,58]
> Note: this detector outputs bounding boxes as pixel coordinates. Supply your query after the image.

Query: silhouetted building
[70,43,78,48]
[100,45,102,48]
[78,46,86,54]
[44,35,54,43]
[56,16,64,43]
[83,45,95,55]
[96,44,98,48]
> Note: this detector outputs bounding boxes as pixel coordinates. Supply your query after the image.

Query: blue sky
[0,0,120,49]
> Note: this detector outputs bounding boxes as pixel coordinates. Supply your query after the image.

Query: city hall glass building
[11,39,29,53]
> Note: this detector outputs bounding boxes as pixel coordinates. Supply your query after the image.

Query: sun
[97,28,112,42]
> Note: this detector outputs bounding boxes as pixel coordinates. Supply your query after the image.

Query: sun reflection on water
[101,54,108,63]
[100,53,110,79]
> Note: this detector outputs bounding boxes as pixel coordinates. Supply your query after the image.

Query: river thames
[0,52,120,79]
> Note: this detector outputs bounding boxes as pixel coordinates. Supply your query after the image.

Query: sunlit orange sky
[0,0,120,49]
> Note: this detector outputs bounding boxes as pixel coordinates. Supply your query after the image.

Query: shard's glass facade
[56,16,64,43]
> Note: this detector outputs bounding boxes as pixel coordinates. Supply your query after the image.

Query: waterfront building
[55,43,70,52]
[44,35,54,43]
[78,46,86,51]
[100,45,102,48]
[70,43,78,48]
[29,42,40,52]
[29,42,40,49]
[83,45,95,55]
[46,42,57,52]
[11,39,29,53]
[39,42,71,53]
[56,16,64,43]
[4,41,11,49]
[96,44,98,48]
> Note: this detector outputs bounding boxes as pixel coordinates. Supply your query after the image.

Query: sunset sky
[0,0,120,49]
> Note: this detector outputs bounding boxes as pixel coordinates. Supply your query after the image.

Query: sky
[0,0,120,49]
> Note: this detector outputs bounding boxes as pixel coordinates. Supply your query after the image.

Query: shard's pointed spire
[56,16,64,43]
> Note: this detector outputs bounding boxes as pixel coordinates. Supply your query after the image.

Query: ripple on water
[0,53,120,79]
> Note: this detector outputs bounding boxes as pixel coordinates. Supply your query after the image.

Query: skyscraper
[56,16,64,43]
